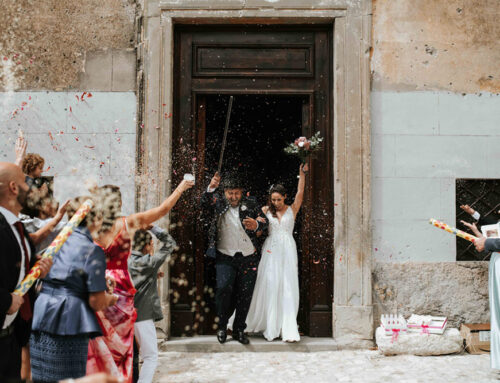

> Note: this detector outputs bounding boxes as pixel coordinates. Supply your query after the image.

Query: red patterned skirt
[87,269,137,383]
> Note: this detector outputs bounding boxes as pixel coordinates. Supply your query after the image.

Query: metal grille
[456,179,500,261]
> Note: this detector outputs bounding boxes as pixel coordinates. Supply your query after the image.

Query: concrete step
[159,335,374,353]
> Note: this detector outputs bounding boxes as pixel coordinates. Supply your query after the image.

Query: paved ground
[153,350,498,383]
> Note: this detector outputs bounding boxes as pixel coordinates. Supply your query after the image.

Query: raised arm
[127,179,194,230]
[29,200,69,245]
[291,163,308,215]
[460,220,482,238]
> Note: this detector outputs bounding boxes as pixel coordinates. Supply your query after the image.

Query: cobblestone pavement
[153,350,498,383]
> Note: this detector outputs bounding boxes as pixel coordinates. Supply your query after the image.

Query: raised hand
[55,199,70,221]
[460,204,476,216]
[209,172,221,189]
[15,134,27,167]
[300,163,309,174]
[460,220,482,237]
[177,179,195,193]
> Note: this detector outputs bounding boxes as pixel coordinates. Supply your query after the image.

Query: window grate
[456,179,500,261]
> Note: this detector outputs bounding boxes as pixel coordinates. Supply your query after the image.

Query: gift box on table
[407,315,447,335]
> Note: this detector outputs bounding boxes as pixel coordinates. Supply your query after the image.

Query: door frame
[138,1,373,343]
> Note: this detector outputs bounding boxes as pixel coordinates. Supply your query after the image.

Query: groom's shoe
[217,329,227,344]
[232,331,250,345]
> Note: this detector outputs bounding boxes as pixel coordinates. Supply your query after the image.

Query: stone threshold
[159,335,374,353]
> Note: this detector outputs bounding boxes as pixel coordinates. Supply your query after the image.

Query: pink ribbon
[391,329,400,343]
[421,324,430,335]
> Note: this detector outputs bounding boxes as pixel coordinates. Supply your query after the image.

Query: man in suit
[201,172,268,344]
[0,162,52,380]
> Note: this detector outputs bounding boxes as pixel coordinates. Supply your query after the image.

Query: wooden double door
[170,25,333,337]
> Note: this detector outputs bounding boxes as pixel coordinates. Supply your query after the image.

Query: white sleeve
[472,211,481,220]
[207,186,216,193]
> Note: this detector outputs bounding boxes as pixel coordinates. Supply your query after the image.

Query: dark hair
[22,153,45,176]
[66,196,103,228]
[221,171,246,190]
[132,229,153,252]
[95,184,122,228]
[267,184,287,218]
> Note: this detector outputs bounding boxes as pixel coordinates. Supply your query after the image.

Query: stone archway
[138,0,373,345]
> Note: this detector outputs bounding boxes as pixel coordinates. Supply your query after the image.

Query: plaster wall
[372,91,500,263]
[0,91,137,215]
[371,0,500,326]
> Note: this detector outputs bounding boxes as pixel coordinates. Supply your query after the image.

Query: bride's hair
[267,184,287,218]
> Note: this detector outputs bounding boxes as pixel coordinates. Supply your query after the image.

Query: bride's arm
[291,163,308,215]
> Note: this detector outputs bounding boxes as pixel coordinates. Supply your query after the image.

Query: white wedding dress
[245,206,301,342]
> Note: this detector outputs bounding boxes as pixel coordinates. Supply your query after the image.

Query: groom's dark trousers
[216,251,260,332]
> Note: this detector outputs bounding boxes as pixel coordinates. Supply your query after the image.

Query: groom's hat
[221,170,246,190]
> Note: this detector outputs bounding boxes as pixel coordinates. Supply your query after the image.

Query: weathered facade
[1,0,499,344]
[371,0,500,330]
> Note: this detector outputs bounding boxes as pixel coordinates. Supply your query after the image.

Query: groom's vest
[217,206,255,256]
[200,191,268,258]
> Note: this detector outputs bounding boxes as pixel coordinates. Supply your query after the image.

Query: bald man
[0,162,52,380]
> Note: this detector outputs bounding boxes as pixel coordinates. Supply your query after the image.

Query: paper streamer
[14,199,94,296]
[429,218,478,243]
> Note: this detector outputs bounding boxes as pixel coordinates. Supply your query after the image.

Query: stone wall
[373,262,489,328]
[0,1,138,213]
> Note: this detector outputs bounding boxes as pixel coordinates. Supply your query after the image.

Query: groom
[201,172,268,344]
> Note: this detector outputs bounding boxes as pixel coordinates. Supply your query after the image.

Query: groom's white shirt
[217,206,255,256]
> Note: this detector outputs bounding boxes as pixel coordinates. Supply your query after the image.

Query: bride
[245,162,308,342]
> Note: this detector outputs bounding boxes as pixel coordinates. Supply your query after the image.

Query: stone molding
[140,0,372,340]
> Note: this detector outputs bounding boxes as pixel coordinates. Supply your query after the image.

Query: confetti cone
[429,218,478,243]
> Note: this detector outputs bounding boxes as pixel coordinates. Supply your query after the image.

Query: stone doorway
[140,0,373,343]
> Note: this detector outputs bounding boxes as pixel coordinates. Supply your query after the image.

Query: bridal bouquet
[283,131,323,164]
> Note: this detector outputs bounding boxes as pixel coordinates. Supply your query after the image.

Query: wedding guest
[21,153,45,189]
[128,226,176,383]
[460,204,499,227]
[0,162,52,381]
[472,233,500,370]
[21,199,70,255]
[30,196,118,382]
[87,179,194,383]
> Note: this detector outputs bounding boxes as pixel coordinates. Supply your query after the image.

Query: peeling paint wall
[372,0,500,93]
[0,1,138,213]
[0,0,136,91]
[372,1,500,323]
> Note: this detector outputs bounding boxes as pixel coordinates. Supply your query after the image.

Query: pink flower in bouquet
[295,137,311,150]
